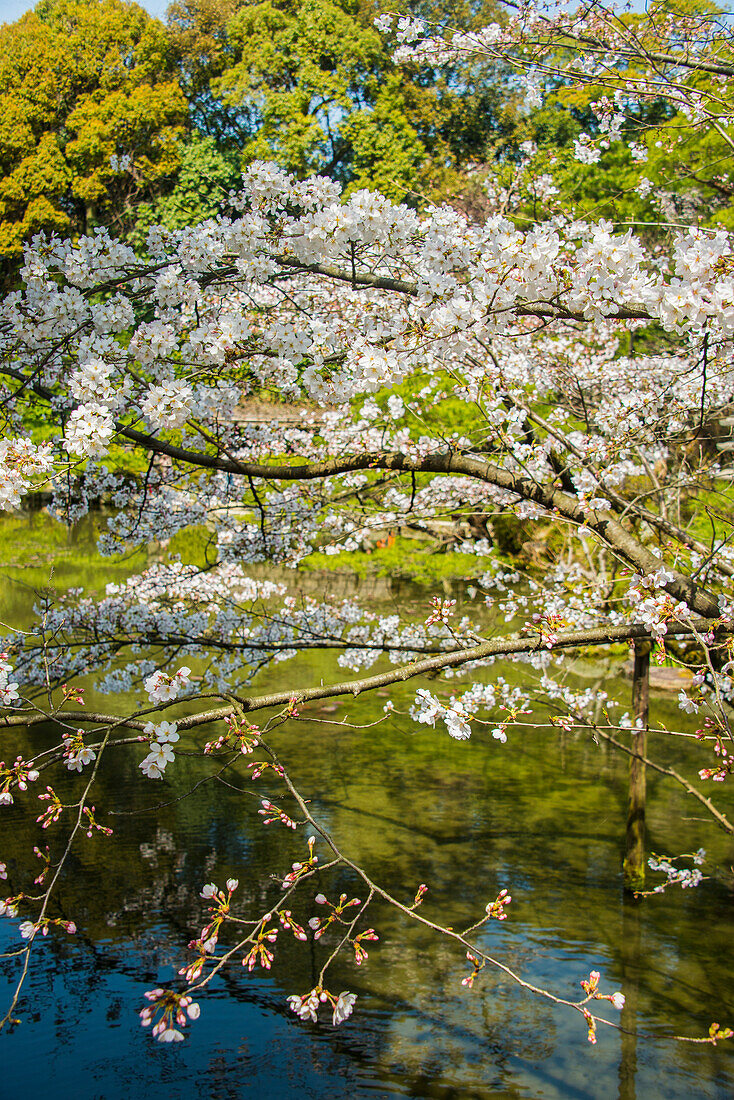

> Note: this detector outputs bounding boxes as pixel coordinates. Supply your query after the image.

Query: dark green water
[1,513,733,1099]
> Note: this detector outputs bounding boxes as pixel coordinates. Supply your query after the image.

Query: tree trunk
[623,640,650,891]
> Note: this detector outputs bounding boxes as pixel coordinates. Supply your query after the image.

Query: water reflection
[1,514,733,1098]
[618,899,641,1100]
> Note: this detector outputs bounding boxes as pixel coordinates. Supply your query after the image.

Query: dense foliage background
[2,0,732,286]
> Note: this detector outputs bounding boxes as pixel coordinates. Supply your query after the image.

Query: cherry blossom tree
[0,0,733,1055]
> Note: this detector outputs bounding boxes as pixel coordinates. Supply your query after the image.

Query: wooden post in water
[623,639,651,892]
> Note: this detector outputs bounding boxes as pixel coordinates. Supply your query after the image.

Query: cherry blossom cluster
[139,989,201,1043]
[36,786,64,830]
[139,721,180,780]
[17,917,77,941]
[141,381,193,431]
[307,891,364,940]
[697,723,734,783]
[1,154,732,512]
[144,666,191,704]
[0,653,19,706]
[411,678,532,742]
[242,918,280,972]
[8,570,476,694]
[485,888,512,921]
[62,731,96,772]
[0,438,53,511]
[279,835,320,891]
[425,597,456,627]
[0,757,39,807]
[287,988,357,1026]
[376,4,732,155]
[258,799,297,829]
[204,714,261,756]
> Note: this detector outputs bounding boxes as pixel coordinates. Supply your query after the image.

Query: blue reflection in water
[1,719,733,1100]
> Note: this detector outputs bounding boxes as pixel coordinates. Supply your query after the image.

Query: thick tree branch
[117,433,723,619]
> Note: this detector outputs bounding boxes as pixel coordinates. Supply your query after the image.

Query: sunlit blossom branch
[111,436,722,618]
[270,256,654,321]
[3,619,728,736]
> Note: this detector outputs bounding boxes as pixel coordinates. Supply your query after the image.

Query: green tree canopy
[168,0,511,200]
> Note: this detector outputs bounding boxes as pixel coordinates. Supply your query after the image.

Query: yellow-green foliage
[0,510,148,628]
[0,0,187,271]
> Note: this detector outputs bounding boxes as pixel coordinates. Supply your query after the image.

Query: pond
[1,512,733,1099]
